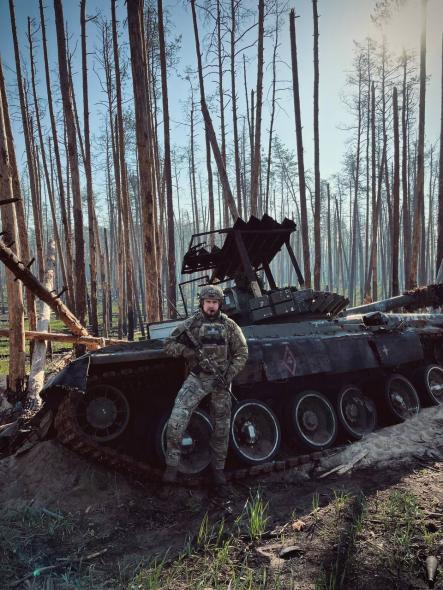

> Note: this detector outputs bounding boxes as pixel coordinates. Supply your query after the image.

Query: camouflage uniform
[164,309,248,470]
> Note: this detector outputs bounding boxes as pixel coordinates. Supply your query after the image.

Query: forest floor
[0,389,442,590]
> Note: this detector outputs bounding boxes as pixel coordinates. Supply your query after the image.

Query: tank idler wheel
[286,390,337,451]
[384,374,421,421]
[157,409,213,475]
[414,364,443,406]
[230,400,281,465]
[76,384,130,442]
[337,385,377,440]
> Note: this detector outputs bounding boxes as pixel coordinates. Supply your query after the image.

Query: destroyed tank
[41,215,443,482]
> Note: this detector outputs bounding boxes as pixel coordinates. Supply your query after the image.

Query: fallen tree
[0,330,126,351]
[0,238,95,339]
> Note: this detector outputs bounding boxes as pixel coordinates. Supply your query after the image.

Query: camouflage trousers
[165,373,232,471]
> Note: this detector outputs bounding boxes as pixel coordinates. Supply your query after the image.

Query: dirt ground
[0,404,442,589]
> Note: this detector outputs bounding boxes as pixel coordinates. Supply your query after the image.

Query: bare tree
[437,34,443,274]
[289,9,309,287]
[408,0,427,288]
[190,0,239,220]
[392,86,400,294]
[229,0,242,217]
[81,0,99,335]
[0,71,25,394]
[0,58,36,335]
[127,0,160,321]
[312,0,321,290]
[39,0,74,310]
[157,0,177,317]
[112,0,135,337]
[53,0,87,326]
[9,0,45,281]
[250,0,264,216]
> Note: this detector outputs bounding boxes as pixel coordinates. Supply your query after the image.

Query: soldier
[163,284,248,491]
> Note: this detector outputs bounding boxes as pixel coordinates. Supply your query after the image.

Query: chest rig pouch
[199,321,228,365]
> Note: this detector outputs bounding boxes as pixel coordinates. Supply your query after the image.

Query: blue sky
[0,0,442,219]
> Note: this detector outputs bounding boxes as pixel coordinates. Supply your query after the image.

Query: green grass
[0,503,77,585]
[127,496,281,590]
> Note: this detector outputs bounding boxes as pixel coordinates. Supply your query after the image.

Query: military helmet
[199,284,224,302]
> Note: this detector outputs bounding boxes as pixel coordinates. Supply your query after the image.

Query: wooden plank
[0,328,126,350]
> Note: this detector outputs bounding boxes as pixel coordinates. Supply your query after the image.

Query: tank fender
[40,354,90,408]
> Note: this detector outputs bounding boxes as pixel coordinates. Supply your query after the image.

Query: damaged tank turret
[41,215,443,482]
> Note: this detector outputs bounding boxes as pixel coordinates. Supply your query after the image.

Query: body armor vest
[198,320,228,369]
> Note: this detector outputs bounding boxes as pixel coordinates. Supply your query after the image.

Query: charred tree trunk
[437,34,443,275]
[54,0,87,326]
[0,67,25,394]
[190,0,239,220]
[265,13,279,214]
[39,0,74,310]
[9,0,45,281]
[409,0,427,288]
[28,19,69,310]
[229,0,242,218]
[370,82,377,300]
[250,0,264,216]
[81,0,99,335]
[312,0,321,290]
[401,53,412,287]
[289,9,310,287]
[157,0,177,317]
[112,0,135,337]
[0,59,36,335]
[127,0,160,321]
[392,87,400,295]
[349,61,362,305]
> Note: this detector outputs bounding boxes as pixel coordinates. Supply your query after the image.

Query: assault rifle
[182,327,236,400]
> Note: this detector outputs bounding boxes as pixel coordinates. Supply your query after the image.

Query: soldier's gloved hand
[199,357,215,374]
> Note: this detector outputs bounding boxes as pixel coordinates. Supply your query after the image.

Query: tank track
[54,393,337,486]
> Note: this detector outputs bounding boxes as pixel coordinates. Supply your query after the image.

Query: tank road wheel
[384,374,421,421]
[415,364,443,406]
[287,391,337,451]
[230,400,281,465]
[157,409,213,475]
[337,385,377,440]
[76,384,130,442]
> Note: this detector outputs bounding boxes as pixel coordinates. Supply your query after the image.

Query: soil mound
[0,439,142,513]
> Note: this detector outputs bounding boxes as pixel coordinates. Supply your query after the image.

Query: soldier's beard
[203,308,219,318]
[202,304,220,318]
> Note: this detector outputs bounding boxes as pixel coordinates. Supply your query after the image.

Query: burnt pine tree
[54,0,87,326]
[0,65,26,394]
[250,0,264,216]
[392,86,400,295]
[112,0,135,338]
[0,57,36,334]
[190,0,239,221]
[408,0,427,288]
[81,0,99,335]
[157,0,177,317]
[127,0,160,321]
[9,0,45,281]
[289,9,310,287]
[312,0,321,290]
[39,0,74,310]
[437,33,443,275]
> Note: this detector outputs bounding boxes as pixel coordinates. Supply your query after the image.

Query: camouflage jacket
[164,310,248,383]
